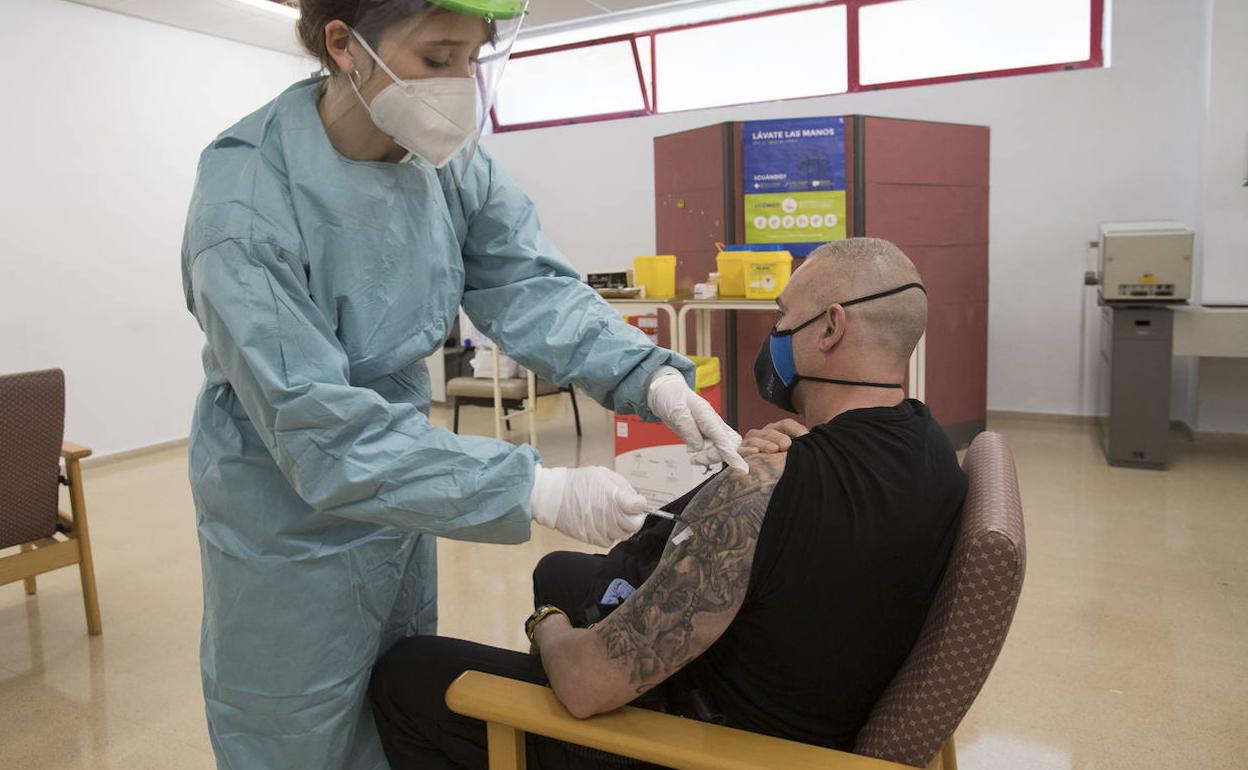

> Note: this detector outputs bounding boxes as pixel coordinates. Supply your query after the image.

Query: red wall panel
[862,118,990,186]
[924,302,989,428]
[862,118,990,440]
[905,244,989,306]
[863,184,989,246]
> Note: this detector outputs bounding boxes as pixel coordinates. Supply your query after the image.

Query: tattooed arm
[532,452,785,718]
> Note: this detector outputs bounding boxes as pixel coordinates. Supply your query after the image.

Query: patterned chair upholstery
[855,431,1027,767]
[0,369,65,550]
[0,368,102,635]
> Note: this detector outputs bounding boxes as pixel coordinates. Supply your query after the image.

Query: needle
[644,507,676,520]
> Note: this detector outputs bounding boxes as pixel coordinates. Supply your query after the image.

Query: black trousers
[369,551,668,770]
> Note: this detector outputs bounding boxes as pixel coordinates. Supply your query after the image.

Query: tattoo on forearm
[596,456,782,693]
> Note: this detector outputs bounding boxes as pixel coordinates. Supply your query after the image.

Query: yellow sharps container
[715,246,747,298]
[744,251,793,299]
[633,255,677,299]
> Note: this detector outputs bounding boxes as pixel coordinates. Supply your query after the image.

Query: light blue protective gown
[181,77,693,770]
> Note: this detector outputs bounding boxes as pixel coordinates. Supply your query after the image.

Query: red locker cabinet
[655,116,989,447]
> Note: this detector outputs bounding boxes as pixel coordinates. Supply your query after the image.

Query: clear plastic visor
[348,0,528,166]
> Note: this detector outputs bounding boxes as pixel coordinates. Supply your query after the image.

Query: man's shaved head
[784,238,927,364]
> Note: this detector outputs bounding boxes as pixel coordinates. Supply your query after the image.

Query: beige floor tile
[2,399,1246,769]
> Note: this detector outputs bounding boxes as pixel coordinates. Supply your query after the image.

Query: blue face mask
[753,283,927,413]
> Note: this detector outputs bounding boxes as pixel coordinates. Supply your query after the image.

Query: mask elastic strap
[350,29,407,90]
[840,282,927,307]
[779,312,827,337]
[799,376,905,390]
[777,283,928,337]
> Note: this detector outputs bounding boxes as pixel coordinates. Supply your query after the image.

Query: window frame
[492,0,1105,133]
[491,34,653,129]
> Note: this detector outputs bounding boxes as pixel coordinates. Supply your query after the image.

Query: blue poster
[743,117,847,257]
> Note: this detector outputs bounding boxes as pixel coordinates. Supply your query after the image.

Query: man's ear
[818,305,847,351]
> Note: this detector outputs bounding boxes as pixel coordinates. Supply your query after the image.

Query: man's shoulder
[679,453,786,532]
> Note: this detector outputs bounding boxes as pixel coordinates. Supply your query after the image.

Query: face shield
[347,0,528,169]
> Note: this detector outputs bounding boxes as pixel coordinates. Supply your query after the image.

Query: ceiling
[65,0,682,56]
[67,0,306,55]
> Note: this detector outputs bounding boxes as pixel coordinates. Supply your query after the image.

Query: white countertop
[1172,305,1248,357]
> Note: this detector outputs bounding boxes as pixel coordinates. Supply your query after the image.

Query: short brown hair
[295,0,438,72]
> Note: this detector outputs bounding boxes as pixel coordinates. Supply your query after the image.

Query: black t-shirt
[676,399,966,750]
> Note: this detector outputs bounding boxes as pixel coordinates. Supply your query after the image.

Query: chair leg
[66,458,102,636]
[20,544,37,595]
[453,398,461,434]
[924,737,957,770]
[942,735,958,770]
[486,722,527,770]
[78,555,102,636]
[568,387,582,437]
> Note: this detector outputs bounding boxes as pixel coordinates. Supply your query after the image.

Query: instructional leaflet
[743,116,847,256]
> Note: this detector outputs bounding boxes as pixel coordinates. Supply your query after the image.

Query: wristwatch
[525,605,568,646]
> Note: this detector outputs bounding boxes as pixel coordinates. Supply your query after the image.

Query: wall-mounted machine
[1099,221,1194,302]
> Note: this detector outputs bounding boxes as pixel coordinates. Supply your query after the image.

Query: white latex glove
[529,464,648,548]
[646,366,749,473]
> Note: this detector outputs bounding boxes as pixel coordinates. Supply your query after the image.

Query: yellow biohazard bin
[744,250,793,300]
[633,255,677,300]
[715,246,746,298]
[689,355,720,392]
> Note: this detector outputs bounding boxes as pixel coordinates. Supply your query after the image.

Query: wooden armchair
[447,432,1025,769]
[447,671,921,770]
[0,369,102,635]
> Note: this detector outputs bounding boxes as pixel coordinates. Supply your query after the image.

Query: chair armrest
[445,672,909,770]
[62,441,93,461]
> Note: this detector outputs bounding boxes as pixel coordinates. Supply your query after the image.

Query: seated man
[368,238,967,770]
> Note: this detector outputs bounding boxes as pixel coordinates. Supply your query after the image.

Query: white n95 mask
[348,29,479,168]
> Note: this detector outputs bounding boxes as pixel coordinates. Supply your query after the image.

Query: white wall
[1181,0,1248,435]
[0,0,312,456]
[483,0,1237,425]
[1197,0,1248,306]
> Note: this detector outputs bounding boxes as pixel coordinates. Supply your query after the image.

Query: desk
[1172,306,1248,357]
[604,299,679,348]
[676,299,775,357]
[676,300,772,426]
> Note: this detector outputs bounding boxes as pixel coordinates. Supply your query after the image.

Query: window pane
[495,41,645,126]
[860,0,1092,85]
[655,6,848,113]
